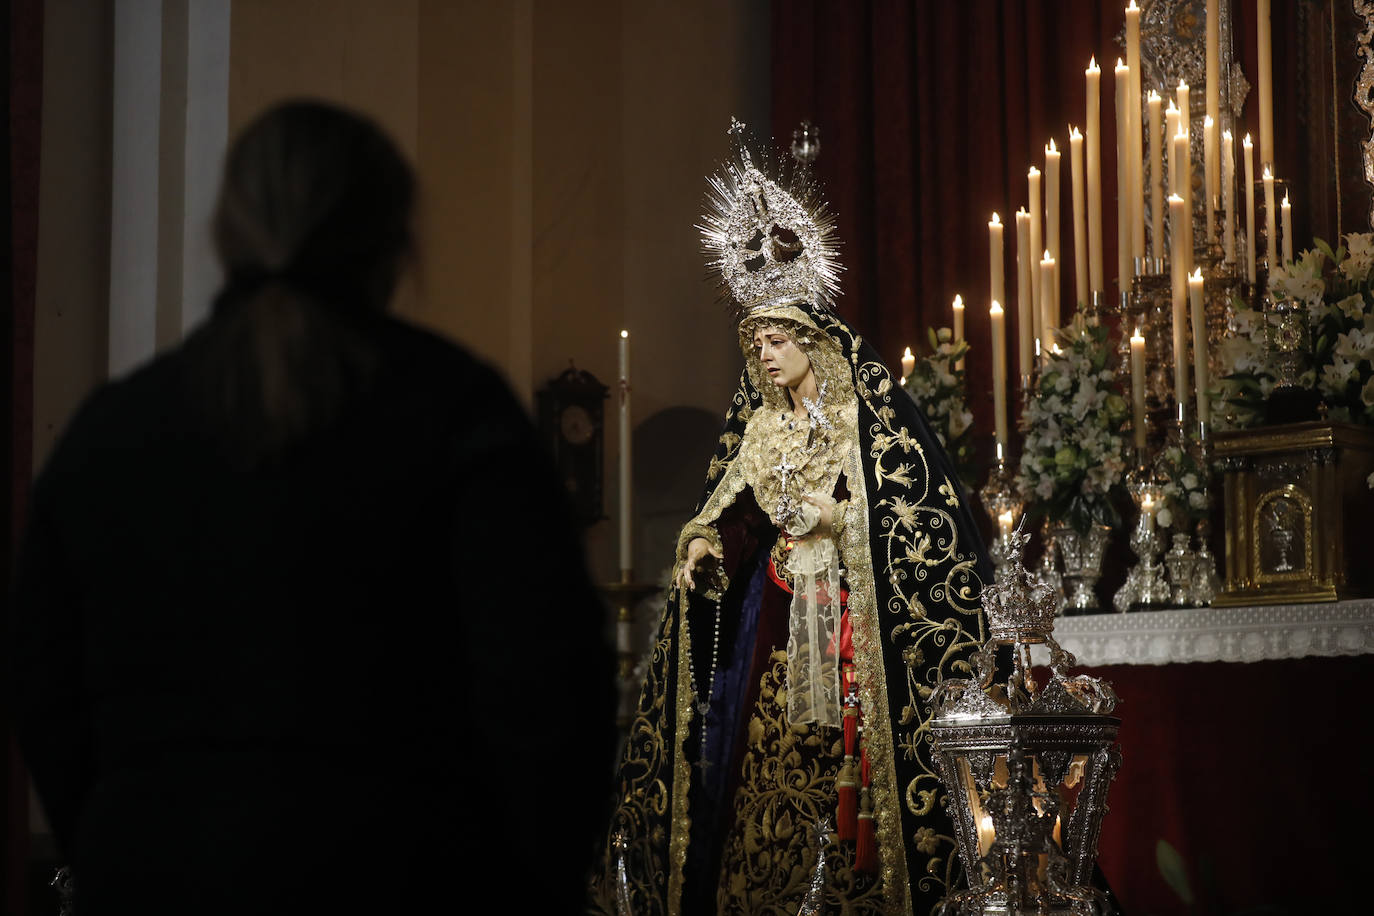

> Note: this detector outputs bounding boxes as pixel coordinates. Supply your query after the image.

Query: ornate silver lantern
[930,521,1122,916]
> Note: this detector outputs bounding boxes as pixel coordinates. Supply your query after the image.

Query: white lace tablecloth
[1031,599,1374,666]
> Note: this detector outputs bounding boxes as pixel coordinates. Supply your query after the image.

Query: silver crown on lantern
[981,519,1062,645]
[699,118,843,320]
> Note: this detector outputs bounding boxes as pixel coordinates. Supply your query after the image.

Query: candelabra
[979,453,1024,580]
[1112,467,1171,612]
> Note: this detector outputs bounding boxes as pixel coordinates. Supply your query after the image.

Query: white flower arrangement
[1215,232,1374,431]
[901,327,976,485]
[1016,319,1130,533]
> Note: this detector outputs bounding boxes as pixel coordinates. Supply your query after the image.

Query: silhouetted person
[11,100,614,915]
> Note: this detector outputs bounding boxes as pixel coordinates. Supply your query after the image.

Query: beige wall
[37,0,768,582]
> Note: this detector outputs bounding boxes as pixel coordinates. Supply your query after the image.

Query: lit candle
[990,300,1008,452]
[1189,267,1209,428]
[953,294,966,372]
[1149,91,1164,262]
[901,345,916,380]
[1126,1,1145,260]
[618,329,633,574]
[1257,0,1274,169]
[1176,80,1190,141]
[1206,0,1220,230]
[988,212,1006,324]
[998,510,1015,539]
[1263,166,1277,270]
[1086,57,1104,293]
[1070,127,1088,308]
[1115,59,1131,296]
[1130,328,1147,450]
[1281,191,1292,265]
[1223,129,1236,264]
[1244,134,1256,282]
[1040,251,1056,353]
[1045,140,1062,314]
[1028,166,1043,342]
[1141,493,1156,533]
[1204,115,1217,240]
[1169,194,1190,412]
[1016,208,1033,380]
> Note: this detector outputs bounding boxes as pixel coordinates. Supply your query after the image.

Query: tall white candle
[1086,57,1104,293]
[988,212,1005,322]
[1131,329,1147,450]
[1045,141,1062,314]
[1166,102,1180,194]
[1204,115,1217,240]
[1257,0,1274,169]
[1189,268,1210,428]
[1016,208,1034,379]
[1028,166,1043,340]
[990,300,1008,451]
[1176,80,1190,141]
[1040,251,1056,353]
[1281,191,1292,265]
[1169,194,1190,412]
[618,329,633,574]
[1126,1,1145,260]
[1176,128,1194,270]
[1149,91,1164,263]
[1244,134,1256,282]
[1263,166,1277,270]
[1070,126,1088,307]
[952,294,966,372]
[1206,0,1220,231]
[1223,129,1236,264]
[1115,59,1132,297]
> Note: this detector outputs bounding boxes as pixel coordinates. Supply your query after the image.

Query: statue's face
[752,325,811,390]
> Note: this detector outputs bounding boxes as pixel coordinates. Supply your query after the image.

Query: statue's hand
[676,537,723,592]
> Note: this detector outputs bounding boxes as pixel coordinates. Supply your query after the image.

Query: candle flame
[1243,132,1253,147]
[1223,128,1233,141]
[1042,249,1053,261]
[1047,138,1058,153]
[953,294,964,308]
[903,346,913,359]
[1263,165,1273,180]
[620,329,629,338]
[1178,78,1188,90]
[1028,166,1040,178]
[1132,326,1143,340]
[1168,193,1184,203]
[1087,55,1099,72]
[1148,89,1161,102]
[1204,114,1214,127]
[1116,57,1126,70]
[990,299,1003,315]
[1127,0,1139,9]
[990,211,1001,225]
[1191,267,1203,280]
[1166,99,1178,113]
[1283,191,1291,206]
[1070,125,1082,139]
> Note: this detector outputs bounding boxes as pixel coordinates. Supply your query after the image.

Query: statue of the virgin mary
[590,121,993,915]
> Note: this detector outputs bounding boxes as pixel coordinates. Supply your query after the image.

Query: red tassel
[855,787,878,874]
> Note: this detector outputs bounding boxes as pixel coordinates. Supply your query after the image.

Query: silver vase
[1050,524,1112,614]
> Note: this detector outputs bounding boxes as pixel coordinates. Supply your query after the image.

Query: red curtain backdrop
[5,0,42,911]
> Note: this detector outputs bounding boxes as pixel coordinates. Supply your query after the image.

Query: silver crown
[981,518,1060,644]
[699,119,842,320]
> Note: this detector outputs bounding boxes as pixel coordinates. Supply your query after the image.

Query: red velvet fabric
[1087,654,1370,914]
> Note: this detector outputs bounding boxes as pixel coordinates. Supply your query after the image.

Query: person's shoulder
[374,315,510,398]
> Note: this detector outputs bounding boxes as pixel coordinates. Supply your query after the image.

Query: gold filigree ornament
[699,118,843,321]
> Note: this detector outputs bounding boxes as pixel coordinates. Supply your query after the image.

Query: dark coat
[11,307,615,914]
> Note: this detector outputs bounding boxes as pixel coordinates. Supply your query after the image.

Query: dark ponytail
[190,100,416,466]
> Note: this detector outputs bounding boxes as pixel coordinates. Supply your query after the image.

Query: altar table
[1036,600,1373,915]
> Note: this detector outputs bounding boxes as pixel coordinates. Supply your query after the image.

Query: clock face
[560,404,596,446]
